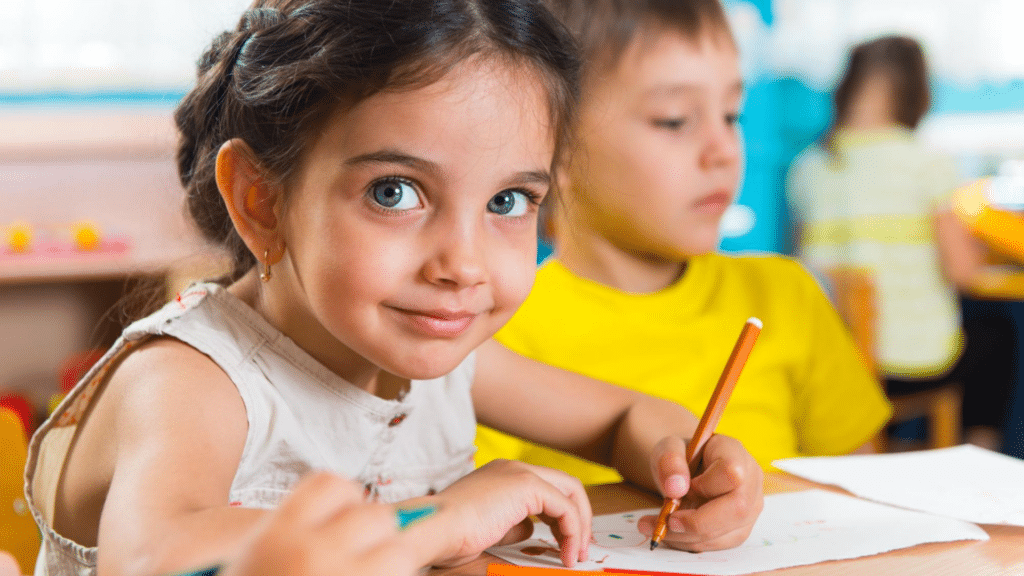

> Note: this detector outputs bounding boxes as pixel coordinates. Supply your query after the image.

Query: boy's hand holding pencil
[637,318,765,552]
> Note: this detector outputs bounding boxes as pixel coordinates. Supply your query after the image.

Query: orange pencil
[649,317,762,550]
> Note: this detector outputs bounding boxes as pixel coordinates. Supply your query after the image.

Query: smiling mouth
[387,307,479,339]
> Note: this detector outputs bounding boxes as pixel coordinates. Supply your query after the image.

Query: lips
[693,191,732,214]
[388,307,478,338]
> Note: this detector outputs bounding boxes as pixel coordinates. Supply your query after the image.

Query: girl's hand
[431,459,592,568]
[637,435,763,552]
[221,472,429,576]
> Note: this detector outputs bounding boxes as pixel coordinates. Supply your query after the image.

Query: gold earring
[260,248,273,282]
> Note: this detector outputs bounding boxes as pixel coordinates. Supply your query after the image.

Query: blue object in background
[0,90,185,107]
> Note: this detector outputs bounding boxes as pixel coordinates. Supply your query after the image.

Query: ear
[215,139,285,265]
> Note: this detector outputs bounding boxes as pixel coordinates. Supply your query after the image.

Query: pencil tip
[650,541,658,551]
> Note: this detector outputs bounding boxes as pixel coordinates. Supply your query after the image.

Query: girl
[25,2,762,575]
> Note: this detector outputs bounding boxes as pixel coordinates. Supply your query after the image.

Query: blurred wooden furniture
[430,474,1024,575]
[824,266,962,451]
[0,107,228,418]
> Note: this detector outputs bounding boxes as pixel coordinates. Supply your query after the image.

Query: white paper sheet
[774,445,1024,526]
[487,489,987,575]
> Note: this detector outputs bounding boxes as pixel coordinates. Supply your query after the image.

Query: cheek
[308,232,413,305]
[596,135,688,208]
[489,241,538,312]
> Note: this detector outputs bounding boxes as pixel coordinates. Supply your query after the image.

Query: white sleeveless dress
[25,282,478,576]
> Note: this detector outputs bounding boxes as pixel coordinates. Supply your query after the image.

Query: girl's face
[271,57,555,387]
[566,28,743,259]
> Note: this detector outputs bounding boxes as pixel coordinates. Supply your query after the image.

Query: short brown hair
[834,35,931,131]
[541,0,734,76]
[822,35,930,160]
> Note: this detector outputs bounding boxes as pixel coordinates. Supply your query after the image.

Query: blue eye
[488,190,531,217]
[370,179,421,210]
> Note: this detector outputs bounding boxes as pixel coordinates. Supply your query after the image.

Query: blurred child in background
[475,0,891,499]
[788,35,1014,450]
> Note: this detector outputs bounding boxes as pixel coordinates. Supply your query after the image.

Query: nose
[699,117,742,171]
[422,220,488,289]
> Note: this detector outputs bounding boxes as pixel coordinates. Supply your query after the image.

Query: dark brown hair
[175,0,581,281]
[825,35,931,155]
[540,0,733,79]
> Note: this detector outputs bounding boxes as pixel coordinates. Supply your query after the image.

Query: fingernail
[669,518,685,533]
[396,505,437,529]
[665,474,687,494]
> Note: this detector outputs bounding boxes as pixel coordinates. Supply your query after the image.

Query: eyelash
[375,175,416,189]
[653,118,687,131]
[513,188,544,206]
[367,177,546,213]
[653,113,742,131]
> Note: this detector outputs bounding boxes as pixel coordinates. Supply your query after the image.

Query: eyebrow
[346,149,440,175]
[345,148,551,188]
[644,80,745,98]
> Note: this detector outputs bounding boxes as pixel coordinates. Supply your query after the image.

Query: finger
[495,517,535,546]
[637,509,756,550]
[663,490,762,546]
[688,457,743,500]
[526,465,592,561]
[522,476,584,569]
[691,436,761,500]
[277,471,365,528]
[664,523,756,553]
[650,436,690,500]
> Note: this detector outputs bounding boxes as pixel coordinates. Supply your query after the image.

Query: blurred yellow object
[0,406,41,573]
[952,178,1024,260]
[72,221,101,251]
[950,178,1024,299]
[6,222,32,253]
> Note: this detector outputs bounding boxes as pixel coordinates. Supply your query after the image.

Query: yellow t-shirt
[476,253,891,481]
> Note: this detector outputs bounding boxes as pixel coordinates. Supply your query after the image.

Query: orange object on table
[486,564,606,575]
[486,564,696,575]
[952,178,1024,261]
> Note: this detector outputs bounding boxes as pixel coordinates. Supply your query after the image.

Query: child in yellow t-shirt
[475,0,892,478]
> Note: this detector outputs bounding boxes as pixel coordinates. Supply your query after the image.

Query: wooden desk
[430,471,1024,575]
